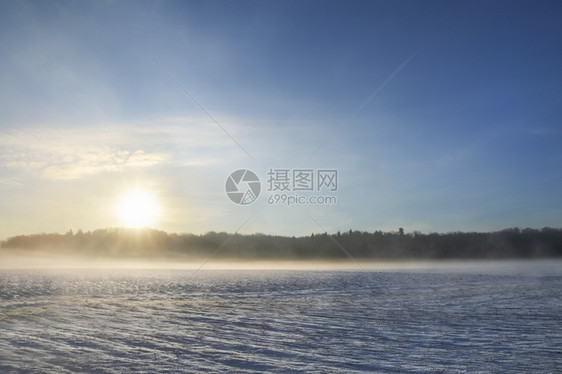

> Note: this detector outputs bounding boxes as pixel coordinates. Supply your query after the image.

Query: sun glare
[116,190,160,228]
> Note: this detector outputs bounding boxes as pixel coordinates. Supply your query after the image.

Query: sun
[116,189,160,228]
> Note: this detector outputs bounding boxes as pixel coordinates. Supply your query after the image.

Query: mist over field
[2,231,561,373]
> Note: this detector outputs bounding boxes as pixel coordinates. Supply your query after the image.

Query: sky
[0,0,561,240]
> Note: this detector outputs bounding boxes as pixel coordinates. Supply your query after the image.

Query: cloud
[0,118,228,179]
[40,150,169,180]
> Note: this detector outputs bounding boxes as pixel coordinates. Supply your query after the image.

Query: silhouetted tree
[2,226,562,259]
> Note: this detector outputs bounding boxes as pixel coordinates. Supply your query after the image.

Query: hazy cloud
[0,118,229,179]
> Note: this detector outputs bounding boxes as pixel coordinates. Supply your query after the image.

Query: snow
[1,261,561,373]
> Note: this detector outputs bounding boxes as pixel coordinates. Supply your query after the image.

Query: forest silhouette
[2,227,561,260]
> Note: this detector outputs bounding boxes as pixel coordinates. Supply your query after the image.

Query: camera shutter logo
[225,169,261,205]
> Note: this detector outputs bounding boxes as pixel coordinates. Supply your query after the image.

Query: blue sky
[1,0,561,239]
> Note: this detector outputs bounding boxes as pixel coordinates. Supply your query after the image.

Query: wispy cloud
[0,118,229,179]
[40,150,168,180]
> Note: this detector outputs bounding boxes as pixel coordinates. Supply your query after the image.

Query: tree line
[1,227,562,259]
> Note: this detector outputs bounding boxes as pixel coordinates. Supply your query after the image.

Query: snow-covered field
[1,261,561,373]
